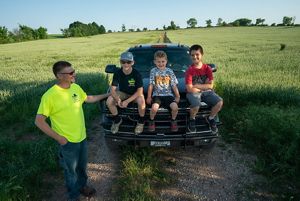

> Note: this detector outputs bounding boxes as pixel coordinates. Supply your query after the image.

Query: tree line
[0,16,298,44]
[185,16,297,28]
[0,25,47,44]
[0,21,107,44]
[61,21,106,37]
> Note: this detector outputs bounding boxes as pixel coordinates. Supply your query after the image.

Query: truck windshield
[130,49,192,72]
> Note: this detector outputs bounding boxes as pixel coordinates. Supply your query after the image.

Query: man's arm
[85,93,111,103]
[35,114,67,145]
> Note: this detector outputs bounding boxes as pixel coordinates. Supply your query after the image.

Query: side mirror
[105,65,120,74]
[208,64,217,72]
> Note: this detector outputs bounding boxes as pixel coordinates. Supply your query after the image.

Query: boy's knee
[216,99,223,108]
[152,104,159,111]
[106,96,114,106]
[170,102,178,110]
[136,95,145,105]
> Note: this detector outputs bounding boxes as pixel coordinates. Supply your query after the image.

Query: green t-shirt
[37,83,87,142]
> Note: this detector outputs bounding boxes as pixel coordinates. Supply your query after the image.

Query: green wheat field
[0,27,299,200]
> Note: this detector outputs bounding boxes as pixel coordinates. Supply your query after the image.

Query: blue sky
[1,0,299,34]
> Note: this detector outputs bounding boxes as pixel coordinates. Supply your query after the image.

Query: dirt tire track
[159,139,270,201]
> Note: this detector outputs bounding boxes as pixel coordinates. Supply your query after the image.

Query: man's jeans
[59,139,88,199]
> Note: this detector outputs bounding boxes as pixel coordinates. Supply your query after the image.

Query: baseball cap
[120,52,134,61]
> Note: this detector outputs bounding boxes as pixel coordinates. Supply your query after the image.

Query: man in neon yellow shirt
[35,61,109,201]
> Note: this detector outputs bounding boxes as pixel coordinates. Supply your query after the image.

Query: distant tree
[107,30,112,33]
[0,26,10,44]
[128,29,134,32]
[122,24,126,32]
[166,21,177,30]
[271,23,276,26]
[222,21,227,26]
[217,18,223,26]
[98,25,106,34]
[36,27,48,39]
[255,18,265,26]
[206,19,212,27]
[61,21,106,37]
[61,28,71,37]
[187,18,197,28]
[170,21,177,30]
[292,16,296,25]
[11,28,21,42]
[283,16,293,26]
[143,27,148,31]
[87,22,99,35]
[19,25,36,40]
[231,18,252,26]
[163,25,166,30]
[68,21,88,36]
[136,28,141,32]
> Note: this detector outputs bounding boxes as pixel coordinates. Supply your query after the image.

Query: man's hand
[57,135,68,145]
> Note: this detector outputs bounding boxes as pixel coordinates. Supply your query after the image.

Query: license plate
[150,141,170,147]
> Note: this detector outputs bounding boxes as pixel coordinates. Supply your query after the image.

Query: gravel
[47,118,119,201]
[48,119,272,201]
[158,139,271,201]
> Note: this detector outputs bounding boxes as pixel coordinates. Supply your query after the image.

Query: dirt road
[48,119,270,201]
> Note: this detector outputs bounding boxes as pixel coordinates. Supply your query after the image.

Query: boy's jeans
[59,139,88,199]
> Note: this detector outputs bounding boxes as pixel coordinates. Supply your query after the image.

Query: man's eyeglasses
[59,70,75,75]
[121,60,132,64]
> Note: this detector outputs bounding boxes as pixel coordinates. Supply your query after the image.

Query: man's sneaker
[80,186,96,197]
[135,123,144,135]
[206,116,218,134]
[188,119,196,133]
[148,120,155,132]
[111,118,122,134]
[170,120,178,132]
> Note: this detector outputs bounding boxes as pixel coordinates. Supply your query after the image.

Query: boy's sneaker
[148,120,155,132]
[134,123,144,135]
[111,118,122,134]
[188,119,196,133]
[170,120,178,132]
[206,116,218,134]
[80,186,96,197]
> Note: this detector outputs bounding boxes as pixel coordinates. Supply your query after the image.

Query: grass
[0,27,300,200]
[115,147,169,201]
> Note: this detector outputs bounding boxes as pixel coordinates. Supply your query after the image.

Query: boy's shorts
[152,96,175,109]
[186,90,222,108]
[116,91,144,103]
[116,91,131,101]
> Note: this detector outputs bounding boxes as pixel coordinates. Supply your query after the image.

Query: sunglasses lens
[121,61,131,64]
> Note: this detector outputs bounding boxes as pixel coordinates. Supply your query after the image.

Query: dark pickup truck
[100,43,220,147]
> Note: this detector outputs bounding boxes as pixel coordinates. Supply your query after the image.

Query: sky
[1,0,299,34]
